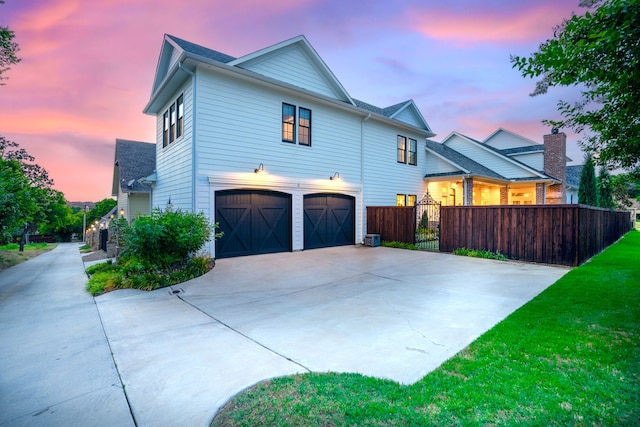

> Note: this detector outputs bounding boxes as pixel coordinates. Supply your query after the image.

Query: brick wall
[544,131,566,204]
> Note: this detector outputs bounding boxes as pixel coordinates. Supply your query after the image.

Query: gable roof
[112,139,156,196]
[228,35,354,105]
[483,127,539,148]
[424,140,506,181]
[442,131,550,179]
[168,34,236,64]
[500,145,545,155]
[144,34,434,136]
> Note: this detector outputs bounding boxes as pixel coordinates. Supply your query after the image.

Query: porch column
[463,177,474,206]
[500,186,509,205]
[536,183,546,205]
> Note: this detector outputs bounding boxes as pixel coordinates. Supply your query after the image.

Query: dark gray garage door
[215,190,291,258]
[304,193,355,249]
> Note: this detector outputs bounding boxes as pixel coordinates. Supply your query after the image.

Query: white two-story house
[142,34,435,258]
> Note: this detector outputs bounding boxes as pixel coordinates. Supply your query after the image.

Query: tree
[0,136,66,244]
[88,198,117,224]
[610,172,640,209]
[0,0,21,85]
[0,158,38,240]
[578,155,598,206]
[512,0,640,173]
[597,166,614,209]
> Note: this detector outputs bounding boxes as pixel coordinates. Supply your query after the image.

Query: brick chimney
[543,129,566,204]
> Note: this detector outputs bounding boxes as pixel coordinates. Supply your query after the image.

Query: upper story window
[163,111,170,148]
[282,103,295,143]
[162,93,184,148]
[397,135,417,166]
[282,103,312,147]
[397,136,406,163]
[176,94,184,139]
[299,107,311,146]
[169,103,176,144]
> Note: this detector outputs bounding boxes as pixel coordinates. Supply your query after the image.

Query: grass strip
[0,243,56,272]
[213,231,640,426]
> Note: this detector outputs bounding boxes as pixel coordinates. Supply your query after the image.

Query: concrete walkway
[0,243,134,426]
[1,243,569,427]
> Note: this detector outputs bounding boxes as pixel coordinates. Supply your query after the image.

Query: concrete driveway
[95,245,569,426]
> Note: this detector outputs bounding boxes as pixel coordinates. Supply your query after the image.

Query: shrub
[122,206,221,270]
[381,241,420,250]
[453,247,508,261]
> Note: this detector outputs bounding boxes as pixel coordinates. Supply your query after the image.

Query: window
[162,93,184,148]
[299,107,311,146]
[397,194,416,206]
[398,135,417,165]
[162,111,169,148]
[176,94,184,138]
[282,103,312,146]
[408,138,417,165]
[169,103,176,143]
[397,136,406,163]
[282,103,295,143]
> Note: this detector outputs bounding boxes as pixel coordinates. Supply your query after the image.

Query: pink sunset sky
[2,0,586,202]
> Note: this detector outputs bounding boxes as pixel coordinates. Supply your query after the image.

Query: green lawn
[0,242,56,272]
[212,231,640,426]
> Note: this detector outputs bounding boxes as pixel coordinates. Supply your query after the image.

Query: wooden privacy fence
[366,206,415,244]
[440,205,631,266]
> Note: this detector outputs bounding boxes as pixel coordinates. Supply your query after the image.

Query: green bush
[381,241,420,250]
[122,206,220,270]
[453,247,508,261]
[85,208,222,296]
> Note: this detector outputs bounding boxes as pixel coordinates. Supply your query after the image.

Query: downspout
[179,61,197,212]
[360,113,371,242]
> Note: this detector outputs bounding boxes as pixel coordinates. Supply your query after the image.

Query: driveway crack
[175,294,312,373]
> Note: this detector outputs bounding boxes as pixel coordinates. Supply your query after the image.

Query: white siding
[168,45,181,71]
[484,130,538,149]
[425,152,463,174]
[129,194,150,220]
[393,107,422,128]
[153,79,194,211]
[238,45,340,99]
[362,120,428,207]
[195,69,362,183]
[510,152,544,171]
[446,135,538,179]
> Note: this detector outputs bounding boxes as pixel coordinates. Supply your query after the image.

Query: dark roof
[114,139,156,194]
[500,145,544,155]
[166,34,236,64]
[424,140,506,181]
[353,98,413,120]
[566,164,583,188]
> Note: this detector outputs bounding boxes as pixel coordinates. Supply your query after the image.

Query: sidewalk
[0,243,134,426]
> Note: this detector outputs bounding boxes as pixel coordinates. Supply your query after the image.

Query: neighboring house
[424,128,570,206]
[565,164,583,204]
[142,34,435,258]
[111,139,156,223]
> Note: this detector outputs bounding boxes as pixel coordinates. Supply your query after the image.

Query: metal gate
[415,193,440,251]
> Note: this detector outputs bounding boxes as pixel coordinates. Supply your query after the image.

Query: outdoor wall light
[254,163,267,174]
[119,209,125,217]
[329,172,341,181]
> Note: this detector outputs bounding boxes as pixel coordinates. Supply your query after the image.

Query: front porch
[426,178,546,206]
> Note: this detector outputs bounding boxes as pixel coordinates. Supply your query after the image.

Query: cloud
[406,2,577,46]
